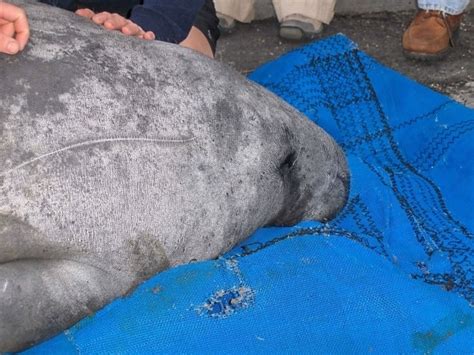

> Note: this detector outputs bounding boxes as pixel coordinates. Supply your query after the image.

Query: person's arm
[129,0,205,43]
[0,1,29,54]
[74,0,215,57]
[75,0,206,43]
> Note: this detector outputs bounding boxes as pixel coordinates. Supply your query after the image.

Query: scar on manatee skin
[33,28,63,36]
[0,136,196,177]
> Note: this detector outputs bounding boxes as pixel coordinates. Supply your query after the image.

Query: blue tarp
[25,35,474,354]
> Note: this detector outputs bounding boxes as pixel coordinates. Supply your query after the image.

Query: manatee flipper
[0,259,129,352]
[0,214,64,263]
[0,215,169,352]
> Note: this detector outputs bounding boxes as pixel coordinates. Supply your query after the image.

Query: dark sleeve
[39,0,140,17]
[193,0,220,54]
[129,0,206,44]
[38,0,77,11]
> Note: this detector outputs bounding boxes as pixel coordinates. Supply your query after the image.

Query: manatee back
[1,0,333,268]
[1,0,227,168]
[0,0,349,268]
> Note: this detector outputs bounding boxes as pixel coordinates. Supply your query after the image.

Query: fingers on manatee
[0,32,19,55]
[0,21,15,37]
[14,25,29,51]
[122,21,144,37]
[75,8,95,19]
[143,31,155,40]
[91,11,111,25]
[104,13,128,31]
[0,2,29,49]
[0,6,29,53]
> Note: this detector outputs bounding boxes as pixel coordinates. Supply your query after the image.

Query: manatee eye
[278,151,297,175]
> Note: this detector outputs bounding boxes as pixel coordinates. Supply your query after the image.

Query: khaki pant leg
[272,0,337,25]
[213,0,256,23]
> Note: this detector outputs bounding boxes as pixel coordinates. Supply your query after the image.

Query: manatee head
[210,80,351,228]
[203,81,350,229]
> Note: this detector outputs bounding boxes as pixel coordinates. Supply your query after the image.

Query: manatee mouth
[279,150,298,173]
[272,139,350,226]
[319,158,350,222]
[304,141,350,223]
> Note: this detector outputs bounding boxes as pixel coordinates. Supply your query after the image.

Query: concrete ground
[216,10,473,107]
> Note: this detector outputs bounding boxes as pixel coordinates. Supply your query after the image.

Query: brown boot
[402,10,463,60]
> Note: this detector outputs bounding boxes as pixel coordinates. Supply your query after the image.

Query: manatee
[0,0,349,351]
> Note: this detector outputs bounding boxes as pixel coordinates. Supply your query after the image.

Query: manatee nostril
[279,151,297,174]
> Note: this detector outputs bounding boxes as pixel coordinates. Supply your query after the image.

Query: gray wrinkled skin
[0,0,349,351]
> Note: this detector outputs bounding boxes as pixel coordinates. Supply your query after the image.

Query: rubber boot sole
[279,20,323,41]
[403,29,459,61]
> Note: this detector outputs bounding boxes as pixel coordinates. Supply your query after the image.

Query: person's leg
[213,0,256,22]
[418,0,470,14]
[402,0,470,60]
[180,26,214,58]
[273,0,337,40]
[213,0,256,30]
[181,0,220,58]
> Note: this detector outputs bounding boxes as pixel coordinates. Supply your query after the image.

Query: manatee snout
[309,142,350,221]
[273,120,350,226]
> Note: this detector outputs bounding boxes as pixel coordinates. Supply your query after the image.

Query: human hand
[0,2,29,54]
[75,9,155,40]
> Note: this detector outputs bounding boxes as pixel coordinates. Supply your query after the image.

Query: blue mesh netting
[25,35,474,354]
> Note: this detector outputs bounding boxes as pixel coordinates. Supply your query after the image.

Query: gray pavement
[216,11,473,107]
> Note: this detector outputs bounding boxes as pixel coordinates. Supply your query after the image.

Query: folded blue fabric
[24,35,474,354]
[250,35,474,305]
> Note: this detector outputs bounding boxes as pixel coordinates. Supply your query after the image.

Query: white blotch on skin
[2,280,9,293]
